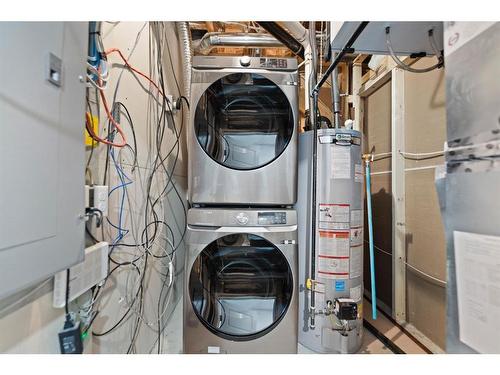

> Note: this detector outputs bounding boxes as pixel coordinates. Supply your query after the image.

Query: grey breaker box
[0,22,88,299]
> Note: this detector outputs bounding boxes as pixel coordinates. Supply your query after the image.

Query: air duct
[176,22,192,104]
[193,32,284,55]
[256,22,305,59]
[279,22,310,49]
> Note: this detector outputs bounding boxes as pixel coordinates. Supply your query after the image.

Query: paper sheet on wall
[454,231,500,353]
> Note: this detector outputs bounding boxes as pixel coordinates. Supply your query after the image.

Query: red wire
[104,48,166,99]
[87,48,167,148]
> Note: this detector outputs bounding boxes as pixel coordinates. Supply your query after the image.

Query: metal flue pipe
[256,22,305,59]
[308,20,318,330]
[193,32,284,55]
[331,52,341,128]
[312,21,369,96]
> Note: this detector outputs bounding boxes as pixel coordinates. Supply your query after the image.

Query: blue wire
[108,146,133,247]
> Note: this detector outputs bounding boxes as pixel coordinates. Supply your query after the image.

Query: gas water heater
[297,128,364,353]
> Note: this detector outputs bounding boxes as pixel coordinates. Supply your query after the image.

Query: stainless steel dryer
[183,208,298,354]
[188,56,299,206]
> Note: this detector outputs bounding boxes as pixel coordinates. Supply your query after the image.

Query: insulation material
[404,60,446,349]
[363,81,393,312]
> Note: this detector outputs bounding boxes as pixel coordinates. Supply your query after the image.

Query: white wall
[0,21,187,354]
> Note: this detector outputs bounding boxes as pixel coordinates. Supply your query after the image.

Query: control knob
[240,56,251,67]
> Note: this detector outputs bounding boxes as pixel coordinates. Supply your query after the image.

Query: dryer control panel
[259,57,288,69]
[258,211,287,225]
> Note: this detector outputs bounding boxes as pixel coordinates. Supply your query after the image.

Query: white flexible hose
[385,27,443,74]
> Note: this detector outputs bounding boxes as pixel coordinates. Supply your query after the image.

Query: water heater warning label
[350,246,362,279]
[350,227,363,247]
[317,256,349,279]
[350,209,362,228]
[332,146,351,179]
[319,203,350,230]
[318,231,350,257]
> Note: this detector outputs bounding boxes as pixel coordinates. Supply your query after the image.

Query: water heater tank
[296,128,364,353]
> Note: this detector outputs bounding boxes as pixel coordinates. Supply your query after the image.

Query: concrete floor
[163,299,393,354]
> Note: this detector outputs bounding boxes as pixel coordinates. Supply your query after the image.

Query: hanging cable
[385,27,444,73]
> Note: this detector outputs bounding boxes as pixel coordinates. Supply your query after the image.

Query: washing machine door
[189,233,293,341]
[194,73,294,170]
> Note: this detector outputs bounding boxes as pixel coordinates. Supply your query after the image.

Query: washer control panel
[239,56,251,67]
[258,211,287,225]
[235,212,249,225]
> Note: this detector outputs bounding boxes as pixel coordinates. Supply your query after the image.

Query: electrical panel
[330,21,444,55]
[0,22,88,299]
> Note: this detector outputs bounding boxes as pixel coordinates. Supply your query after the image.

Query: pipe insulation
[193,32,284,55]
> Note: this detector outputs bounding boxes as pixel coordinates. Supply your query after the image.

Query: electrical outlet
[90,185,108,217]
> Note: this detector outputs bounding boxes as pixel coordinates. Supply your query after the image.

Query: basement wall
[0,22,186,354]
[362,57,446,350]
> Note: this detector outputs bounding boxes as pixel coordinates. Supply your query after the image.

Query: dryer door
[194,73,294,170]
[189,233,293,341]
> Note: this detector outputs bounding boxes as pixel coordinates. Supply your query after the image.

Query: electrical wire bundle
[83,21,188,354]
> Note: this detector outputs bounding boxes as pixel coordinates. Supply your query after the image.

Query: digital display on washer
[258,212,287,225]
[259,58,287,69]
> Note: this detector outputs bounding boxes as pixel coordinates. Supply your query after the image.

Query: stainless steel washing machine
[183,208,298,354]
[188,56,299,206]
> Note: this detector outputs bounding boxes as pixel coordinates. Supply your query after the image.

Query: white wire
[385,27,443,74]
[371,150,445,161]
[399,150,444,158]
[365,240,446,286]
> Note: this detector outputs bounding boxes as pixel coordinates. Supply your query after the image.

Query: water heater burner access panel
[258,212,287,225]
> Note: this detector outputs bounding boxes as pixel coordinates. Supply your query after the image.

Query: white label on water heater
[350,246,363,279]
[350,210,362,228]
[319,203,349,223]
[317,256,349,279]
[318,231,350,257]
[350,285,362,302]
[350,228,363,247]
[355,164,363,183]
[332,146,351,179]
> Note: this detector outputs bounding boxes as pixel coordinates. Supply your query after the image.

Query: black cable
[65,269,70,316]
[87,23,188,353]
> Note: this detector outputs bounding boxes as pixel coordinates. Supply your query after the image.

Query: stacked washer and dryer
[183,56,300,354]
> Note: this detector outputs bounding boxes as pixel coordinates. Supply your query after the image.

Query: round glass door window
[194,73,294,170]
[189,233,293,341]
